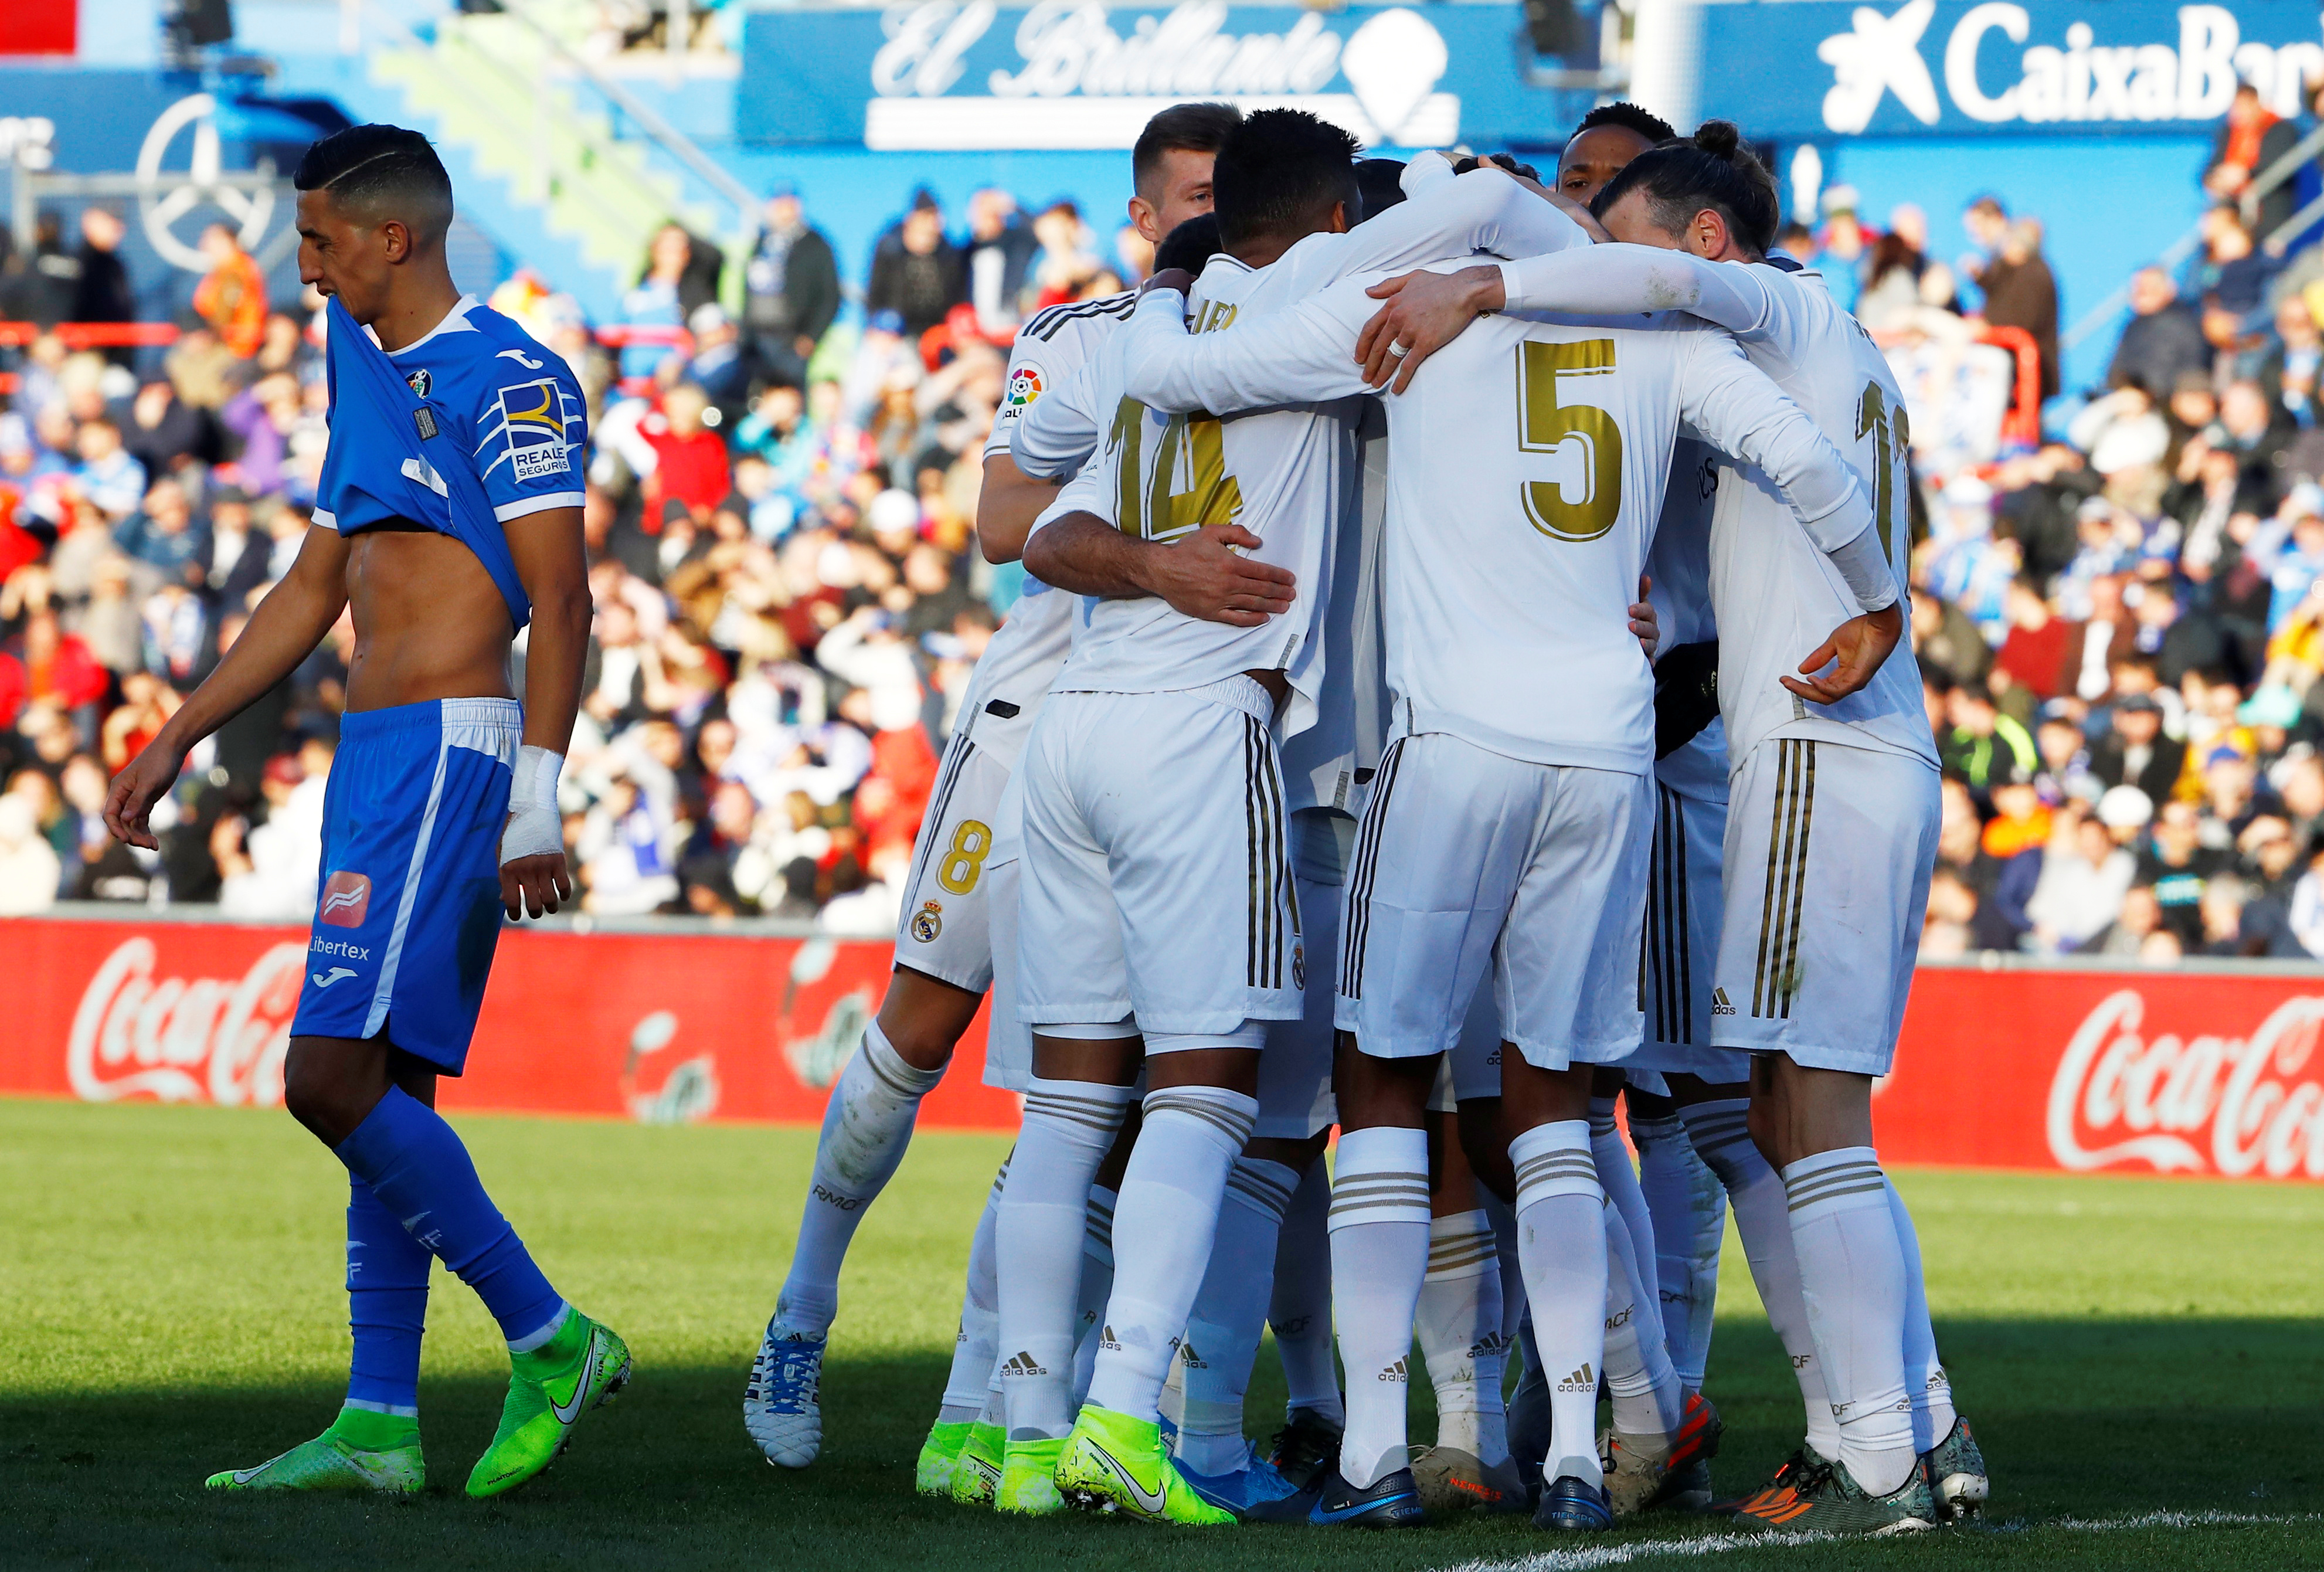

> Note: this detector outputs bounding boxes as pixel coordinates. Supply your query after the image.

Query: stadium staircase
[273,0,756,323]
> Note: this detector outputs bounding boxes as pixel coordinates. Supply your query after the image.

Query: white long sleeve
[1498,246,1774,338]
[1118,282,1377,416]
[1327,167,1585,281]
[1012,356,1106,479]
[1676,332,1894,613]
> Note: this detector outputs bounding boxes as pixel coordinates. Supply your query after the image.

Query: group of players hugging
[111,97,1986,1538]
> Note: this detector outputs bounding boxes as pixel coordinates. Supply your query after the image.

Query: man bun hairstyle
[1589,118,1778,258]
[1574,101,1677,147]
[1211,108,1361,252]
[1132,102,1243,201]
[293,124,455,242]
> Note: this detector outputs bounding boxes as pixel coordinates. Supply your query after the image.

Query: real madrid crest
[910,900,944,942]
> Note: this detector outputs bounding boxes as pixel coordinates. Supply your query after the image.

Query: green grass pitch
[4,1098,2320,1570]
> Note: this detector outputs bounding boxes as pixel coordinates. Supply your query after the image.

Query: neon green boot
[465,1310,633,1499]
[1054,1403,1235,1526]
[206,1406,424,1495]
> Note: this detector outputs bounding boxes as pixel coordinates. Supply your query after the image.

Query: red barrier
[4,915,1017,1129]
[8,915,2321,1180]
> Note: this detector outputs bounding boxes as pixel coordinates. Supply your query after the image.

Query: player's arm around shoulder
[104,522,352,850]
[1022,465,1294,629]
[500,504,587,919]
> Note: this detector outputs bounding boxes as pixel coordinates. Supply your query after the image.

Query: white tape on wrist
[500,745,565,866]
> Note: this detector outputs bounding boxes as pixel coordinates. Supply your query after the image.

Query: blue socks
[345,1177,431,1414]
[335,1087,565,1349]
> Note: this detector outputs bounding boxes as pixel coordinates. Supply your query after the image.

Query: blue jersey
[314,295,587,630]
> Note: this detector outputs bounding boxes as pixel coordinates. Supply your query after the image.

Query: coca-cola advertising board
[5,915,1017,1129]
[7,915,2321,1181]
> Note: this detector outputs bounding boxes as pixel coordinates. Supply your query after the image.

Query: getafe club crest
[404,367,432,399]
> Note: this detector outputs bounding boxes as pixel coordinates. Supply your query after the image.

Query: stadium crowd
[4,147,2324,962]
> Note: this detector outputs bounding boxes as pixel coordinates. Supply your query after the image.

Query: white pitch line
[1436,1509,2324,1572]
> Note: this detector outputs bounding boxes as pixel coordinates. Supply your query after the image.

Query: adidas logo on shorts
[1712,986,1738,1017]
[1557,1361,1596,1394]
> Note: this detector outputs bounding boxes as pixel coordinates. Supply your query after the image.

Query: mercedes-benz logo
[136,93,276,272]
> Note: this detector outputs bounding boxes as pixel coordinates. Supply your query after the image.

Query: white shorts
[1634,782,1749,1085]
[981,856,1031,1093]
[1713,738,1940,1076]
[1018,680,1303,1040]
[1335,732,1649,1074]
[1256,809,1355,1139]
[1428,980,1506,1113]
[894,728,1011,994]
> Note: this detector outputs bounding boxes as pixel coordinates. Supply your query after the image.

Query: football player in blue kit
[105,124,623,1500]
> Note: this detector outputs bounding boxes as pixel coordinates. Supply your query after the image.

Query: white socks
[1511,1119,1606,1490]
[1887,1176,1957,1451]
[1328,1125,1431,1489]
[1681,1099,1840,1461]
[1270,1159,1342,1424]
[1602,1199,1685,1445]
[1588,1098,1673,1374]
[1084,1086,1259,1422]
[1631,1109,1725,1389]
[1785,1147,1917,1497]
[1072,1184,1117,1407]
[1416,1208,1508,1465]
[778,1022,944,1335]
[937,1159,1008,1424]
[1175,1156,1299,1476]
[995,1075,1135,1440]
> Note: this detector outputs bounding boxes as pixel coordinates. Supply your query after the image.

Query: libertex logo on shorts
[320,871,372,929]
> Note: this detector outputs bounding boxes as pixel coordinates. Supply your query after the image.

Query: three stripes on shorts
[1752,738,1818,1021]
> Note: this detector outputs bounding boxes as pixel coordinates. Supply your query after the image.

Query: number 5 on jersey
[1516,339,1623,542]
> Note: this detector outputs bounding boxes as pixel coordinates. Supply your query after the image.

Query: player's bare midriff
[342,525,515,711]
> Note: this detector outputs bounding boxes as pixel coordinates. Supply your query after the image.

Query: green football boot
[1924,1415,1989,1522]
[949,1420,1004,1506]
[995,1436,1066,1516]
[465,1310,633,1500]
[1054,1403,1235,1526]
[206,1407,424,1496]
[916,1419,974,1498]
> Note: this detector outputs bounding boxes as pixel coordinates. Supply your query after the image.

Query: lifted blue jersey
[314,294,587,630]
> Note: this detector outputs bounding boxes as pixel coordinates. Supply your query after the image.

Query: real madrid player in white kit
[1363,122,1982,1535]
[997,114,1600,1526]
[1117,217,1897,1532]
[743,103,1241,1479]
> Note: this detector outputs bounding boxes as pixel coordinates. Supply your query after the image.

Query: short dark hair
[1354,158,1407,225]
[293,124,454,242]
[1132,103,1242,201]
[1589,119,1777,257]
[1211,108,1361,252]
[1571,101,1677,147]
[1153,213,1224,276]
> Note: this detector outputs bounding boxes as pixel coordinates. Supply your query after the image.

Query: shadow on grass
[5,1320,2320,1571]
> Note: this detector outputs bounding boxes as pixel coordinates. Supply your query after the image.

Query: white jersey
[1038,165,1589,741]
[1498,248,1937,770]
[964,292,1131,770]
[1112,271,1878,776]
[1282,400,1389,816]
[1649,436,1729,804]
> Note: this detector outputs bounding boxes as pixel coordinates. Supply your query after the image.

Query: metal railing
[2063,120,2324,358]
[492,0,760,249]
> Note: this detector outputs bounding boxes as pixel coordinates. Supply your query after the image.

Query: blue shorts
[289,697,522,1074]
